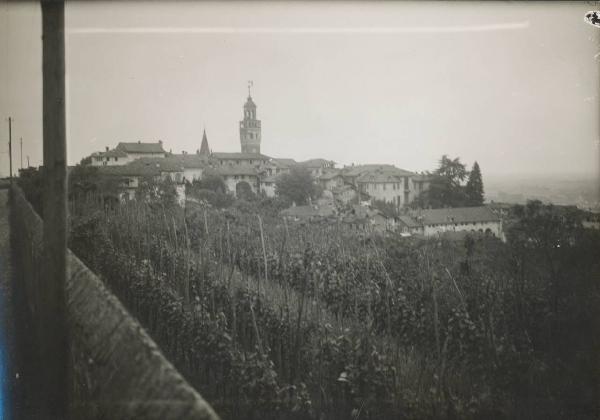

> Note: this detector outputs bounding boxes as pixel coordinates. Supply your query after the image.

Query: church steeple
[240,82,261,154]
[199,129,210,156]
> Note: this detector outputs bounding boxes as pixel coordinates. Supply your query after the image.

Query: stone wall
[10,185,220,420]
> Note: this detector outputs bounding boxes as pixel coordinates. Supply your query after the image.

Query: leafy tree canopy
[413,155,471,208]
[275,166,320,205]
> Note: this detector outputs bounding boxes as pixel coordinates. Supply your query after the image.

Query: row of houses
[281,202,504,240]
[86,138,433,209]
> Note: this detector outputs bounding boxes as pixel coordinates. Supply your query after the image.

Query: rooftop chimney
[105,146,109,152]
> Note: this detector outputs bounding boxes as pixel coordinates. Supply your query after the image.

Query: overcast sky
[1,1,599,178]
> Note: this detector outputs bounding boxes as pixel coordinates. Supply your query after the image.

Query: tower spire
[248,80,253,97]
[199,128,210,156]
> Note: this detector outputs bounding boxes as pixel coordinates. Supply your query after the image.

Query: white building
[216,164,261,196]
[354,167,416,207]
[91,141,166,166]
[417,206,503,239]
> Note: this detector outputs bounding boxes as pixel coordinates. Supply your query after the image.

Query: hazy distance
[1,1,599,184]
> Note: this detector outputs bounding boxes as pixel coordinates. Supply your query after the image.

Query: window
[115,157,118,162]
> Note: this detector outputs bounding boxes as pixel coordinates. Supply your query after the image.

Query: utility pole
[41,0,68,418]
[20,137,23,170]
[8,116,12,181]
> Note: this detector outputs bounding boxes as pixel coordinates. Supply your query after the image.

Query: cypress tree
[465,161,484,206]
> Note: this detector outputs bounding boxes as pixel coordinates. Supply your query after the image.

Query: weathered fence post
[41,0,69,418]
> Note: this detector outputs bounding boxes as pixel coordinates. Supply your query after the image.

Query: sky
[1,1,599,178]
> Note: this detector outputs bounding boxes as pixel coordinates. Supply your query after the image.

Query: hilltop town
[78,91,508,239]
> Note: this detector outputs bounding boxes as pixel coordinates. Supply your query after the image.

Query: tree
[195,172,227,194]
[413,155,469,208]
[186,173,233,208]
[275,166,319,205]
[68,165,121,204]
[465,161,484,206]
[236,181,256,201]
[436,154,468,187]
[136,176,179,209]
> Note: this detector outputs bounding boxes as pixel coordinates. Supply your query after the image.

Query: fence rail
[10,185,220,420]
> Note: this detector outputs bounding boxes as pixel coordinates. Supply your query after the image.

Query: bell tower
[240,81,261,154]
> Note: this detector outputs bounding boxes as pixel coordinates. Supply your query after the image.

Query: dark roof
[97,157,183,177]
[171,154,210,169]
[212,152,270,160]
[129,157,184,173]
[419,207,500,225]
[116,141,166,154]
[97,163,159,177]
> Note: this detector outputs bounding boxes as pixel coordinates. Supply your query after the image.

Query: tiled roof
[116,141,166,154]
[419,206,500,225]
[356,168,414,183]
[98,157,183,177]
[298,158,334,168]
[130,157,183,172]
[171,154,210,169]
[216,164,259,176]
[97,163,160,177]
[212,152,270,160]
[342,164,393,176]
[272,158,297,167]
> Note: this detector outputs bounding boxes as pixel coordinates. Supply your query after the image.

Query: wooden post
[8,117,12,181]
[41,0,68,418]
